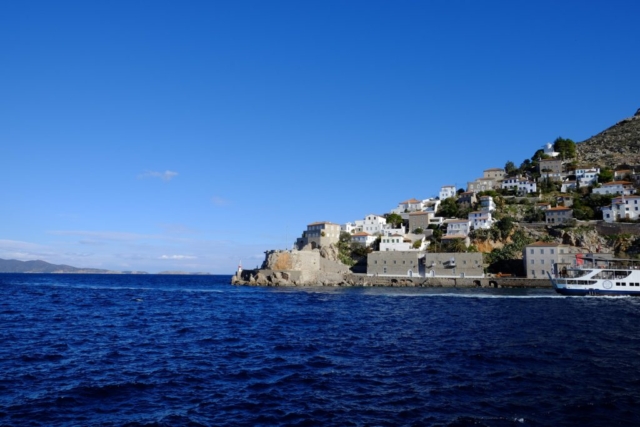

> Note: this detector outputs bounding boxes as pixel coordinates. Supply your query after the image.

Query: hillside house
[445,219,471,237]
[392,198,424,213]
[483,168,506,181]
[575,167,600,186]
[408,211,432,232]
[602,195,640,223]
[592,181,636,196]
[351,232,378,248]
[538,158,564,182]
[545,207,573,225]
[457,191,477,210]
[479,196,496,212]
[380,234,413,252]
[467,177,496,192]
[439,185,457,200]
[469,211,493,230]
[501,176,537,194]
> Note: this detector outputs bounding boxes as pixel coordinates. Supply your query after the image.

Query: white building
[479,196,496,213]
[575,167,600,187]
[561,181,576,193]
[524,242,580,279]
[361,214,387,234]
[602,195,640,223]
[439,185,457,200]
[445,219,471,237]
[593,181,637,196]
[392,198,424,214]
[380,234,413,251]
[543,142,560,158]
[501,176,537,194]
[351,232,378,247]
[468,211,493,230]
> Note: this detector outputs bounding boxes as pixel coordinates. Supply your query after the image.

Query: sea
[1,274,640,427]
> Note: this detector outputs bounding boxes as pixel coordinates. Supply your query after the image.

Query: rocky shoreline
[231,269,551,289]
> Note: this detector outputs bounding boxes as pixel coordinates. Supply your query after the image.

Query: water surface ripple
[1,274,639,426]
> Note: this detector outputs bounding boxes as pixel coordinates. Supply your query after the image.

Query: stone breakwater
[231,270,551,289]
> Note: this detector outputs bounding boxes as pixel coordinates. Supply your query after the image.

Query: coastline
[232,270,551,289]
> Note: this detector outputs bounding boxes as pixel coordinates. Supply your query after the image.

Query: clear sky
[1,1,639,273]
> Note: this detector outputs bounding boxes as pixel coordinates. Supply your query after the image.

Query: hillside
[0,258,122,274]
[576,108,640,167]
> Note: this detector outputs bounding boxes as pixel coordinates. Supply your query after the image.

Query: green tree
[413,227,424,234]
[553,137,576,158]
[495,216,515,240]
[505,161,517,177]
[437,197,459,218]
[385,213,403,228]
[598,168,614,183]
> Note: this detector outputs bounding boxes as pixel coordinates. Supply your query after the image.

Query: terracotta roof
[447,219,470,223]
[484,168,504,171]
[308,221,335,226]
[352,232,371,236]
[441,185,455,188]
[546,207,572,211]
[408,211,429,215]
[613,195,640,200]
[441,235,466,240]
[400,198,421,204]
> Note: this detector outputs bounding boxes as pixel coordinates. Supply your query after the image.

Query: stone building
[295,221,341,249]
[545,207,573,225]
[408,211,432,232]
[523,242,581,279]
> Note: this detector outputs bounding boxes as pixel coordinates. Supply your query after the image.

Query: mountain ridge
[575,108,640,167]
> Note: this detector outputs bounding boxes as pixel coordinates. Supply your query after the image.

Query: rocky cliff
[576,108,640,167]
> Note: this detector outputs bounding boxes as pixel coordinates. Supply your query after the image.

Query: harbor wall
[232,269,550,289]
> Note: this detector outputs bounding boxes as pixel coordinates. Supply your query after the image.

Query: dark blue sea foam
[1,274,640,426]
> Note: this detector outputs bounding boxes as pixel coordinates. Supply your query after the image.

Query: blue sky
[1,1,639,273]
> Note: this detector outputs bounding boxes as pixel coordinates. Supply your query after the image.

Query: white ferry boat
[550,255,640,296]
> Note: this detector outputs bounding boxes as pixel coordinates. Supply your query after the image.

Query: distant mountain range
[0,258,145,274]
[576,108,640,167]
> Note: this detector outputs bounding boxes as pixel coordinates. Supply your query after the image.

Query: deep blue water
[1,274,640,426]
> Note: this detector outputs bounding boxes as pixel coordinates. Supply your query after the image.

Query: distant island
[0,258,148,274]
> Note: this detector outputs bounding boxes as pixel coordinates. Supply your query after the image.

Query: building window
[540,249,544,254]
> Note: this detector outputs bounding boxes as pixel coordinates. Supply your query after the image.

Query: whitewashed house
[362,214,387,234]
[445,219,471,237]
[351,232,378,247]
[479,196,496,213]
[602,195,640,223]
[575,167,600,186]
[468,211,493,230]
[439,185,457,200]
[392,198,424,214]
[501,176,537,194]
[380,234,412,251]
[592,181,637,196]
[561,180,577,193]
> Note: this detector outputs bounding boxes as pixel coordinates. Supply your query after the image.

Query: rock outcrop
[576,108,640,167]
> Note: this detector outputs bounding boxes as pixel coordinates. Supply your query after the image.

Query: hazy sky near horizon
[2,1,639,273]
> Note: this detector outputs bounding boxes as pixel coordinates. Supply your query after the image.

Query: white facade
[362,214,387,234]
[468,211,493,230]
[445,219,471,237]
[561,181,576,193]
[501,177,537,194]
[593,181,637,196]
[392,198,424,214]
[351,232,378,247]
[575,168,599,186]
[439,185,457,200]
[380,234,412,251]
[602,195,640,223]
[543,142,560,157]
[479,196,496,213]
